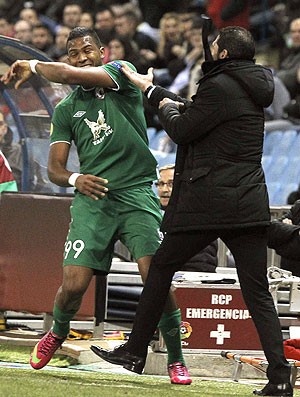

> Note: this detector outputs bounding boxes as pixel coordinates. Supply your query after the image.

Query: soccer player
[1,27,191,385]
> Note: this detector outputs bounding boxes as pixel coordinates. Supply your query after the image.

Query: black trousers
[127,227,291,383]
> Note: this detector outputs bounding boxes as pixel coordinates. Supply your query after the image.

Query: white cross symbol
[210,324,231,345]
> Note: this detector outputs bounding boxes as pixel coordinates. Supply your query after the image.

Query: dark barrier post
[94,274,107,337]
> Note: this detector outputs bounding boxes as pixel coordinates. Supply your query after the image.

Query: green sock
[52,304,76,338]
[158,309,185,365]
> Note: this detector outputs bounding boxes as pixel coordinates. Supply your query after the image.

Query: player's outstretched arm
[1,60,116,89]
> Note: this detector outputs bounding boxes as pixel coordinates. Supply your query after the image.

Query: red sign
[174,285,262,351]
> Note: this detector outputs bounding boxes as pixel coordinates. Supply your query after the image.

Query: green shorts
[63,184,163,273]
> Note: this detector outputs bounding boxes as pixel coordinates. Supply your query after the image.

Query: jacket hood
[201,59,274,108]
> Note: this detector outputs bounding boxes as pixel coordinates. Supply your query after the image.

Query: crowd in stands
[0,1,298,93]
[1,0,300,202]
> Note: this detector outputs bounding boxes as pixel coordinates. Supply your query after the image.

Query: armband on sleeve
[144,85,156,99]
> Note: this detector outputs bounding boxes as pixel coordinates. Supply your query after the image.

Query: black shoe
[90,343,145,374]
[253,382,293,396]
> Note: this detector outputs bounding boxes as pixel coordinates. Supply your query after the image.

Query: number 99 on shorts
[64,239,85,259]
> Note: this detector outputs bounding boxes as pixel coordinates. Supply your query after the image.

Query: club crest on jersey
[95,87,105,99]
[84,109,113,145]
[73,111,86,117]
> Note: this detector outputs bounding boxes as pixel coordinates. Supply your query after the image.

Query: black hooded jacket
[148,58,274,232]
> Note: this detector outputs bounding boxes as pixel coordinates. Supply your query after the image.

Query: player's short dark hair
[217,26,255,60]
[67,27,102,49]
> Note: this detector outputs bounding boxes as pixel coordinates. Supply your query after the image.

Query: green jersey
[50,61,157,190]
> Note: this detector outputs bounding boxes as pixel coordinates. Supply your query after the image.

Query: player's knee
[62,281,87,299]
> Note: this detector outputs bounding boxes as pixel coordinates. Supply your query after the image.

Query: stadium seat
[151,149,176,168]
[281,157,300,184]
[161,152,176,166]
[24,137,79,193]
[262,155,272,173]
[288,132,300,158]
[263,130,283,156]
[146,127,157,143]
[267,182,281,205]
[148,129,165,151]
[269,129,298,158]
[264,155,289,184]
[264,119,295,133]
[273,183,299,205]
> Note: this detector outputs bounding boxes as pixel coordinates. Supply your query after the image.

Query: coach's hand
[75,174,108,200]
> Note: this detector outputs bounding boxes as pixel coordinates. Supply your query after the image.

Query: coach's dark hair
[217,26,255,60]
[67,27,102,49]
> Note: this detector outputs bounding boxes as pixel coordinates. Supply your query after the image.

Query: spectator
[286,0,300,22]
[47,25,71,62]
[178,10,198,42]
[79,12,94,29]
[13,20,33,45]
[0,0,24,24]
[167,16,204,97]
[268,200,300,277]
[0,17,14,37]
[150,12,185,85]
[95,7,115,31]
[115,10,157,54]
[156,12,183,65]
[62,3,82,30]
[94,7,116,49]
[265,75,291,121]
[277,18,300,99]
[107,35,143,71]
[31,0,53,17]
[32,0,66,27]
[275,17,300,122]
[156,164,218,273]
[0,111,22,189]
[19,5,58,36]
[0,151,18,193]
[31,23,53,53]
[19,7,40,28]
[228,199,300,276]
[287,184,300,204]
[186,20,205,99]
[249,2,288,48]
[145,15,204,133]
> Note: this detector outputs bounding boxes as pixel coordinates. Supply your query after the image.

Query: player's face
[67,35,105,67]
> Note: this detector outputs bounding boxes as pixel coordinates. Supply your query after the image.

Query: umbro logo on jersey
[73,111,86,117]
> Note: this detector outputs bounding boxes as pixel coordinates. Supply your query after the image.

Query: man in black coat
[157,163,218,273]
[92,27,292,396]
